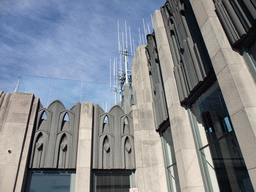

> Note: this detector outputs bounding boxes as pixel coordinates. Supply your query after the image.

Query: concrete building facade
[0,0,256,191]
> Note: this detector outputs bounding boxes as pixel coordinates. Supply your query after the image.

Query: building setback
[0,0,256,191]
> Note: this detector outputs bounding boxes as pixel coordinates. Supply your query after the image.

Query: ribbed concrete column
[0,92,39,192]
[75,102,93,192]
[131,45,168,192]
[190,0,256,189]
[152,10,205,192]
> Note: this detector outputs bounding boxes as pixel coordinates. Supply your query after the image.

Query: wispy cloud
[0,0,165,108]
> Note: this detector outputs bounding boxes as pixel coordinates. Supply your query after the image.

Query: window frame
[92,170,135,192]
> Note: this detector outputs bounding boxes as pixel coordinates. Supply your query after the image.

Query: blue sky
[0,0,165,109]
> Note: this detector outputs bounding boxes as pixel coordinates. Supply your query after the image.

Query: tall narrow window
[64,113,69,121]
[248,41,256,66]
[160,127,180,192]
[61,113,69,131]
[38,111,47,129]
[102,116,109,133]
[42,111,47,120]
[190,84,254,191]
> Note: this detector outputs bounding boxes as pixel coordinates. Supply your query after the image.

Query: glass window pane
[196,87,254,192]
[26,170,76,192]
[249,41,256,65]
[161,128,180,192]
[93,171,131,192]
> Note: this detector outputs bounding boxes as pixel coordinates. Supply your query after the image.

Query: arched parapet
[109,105,124,138]
[98,134,114,169]
[46,100,66,132]
[108,105,124,116]
[30,131,49,168]
[69,102,81,112]
[56,130,73,137]
[99,113,114,135]
[121,135,135,169]
[57,110,75,132]
[53,132,72,168]
[47,100,66,113]
[120,114,135,169]
[93,105,105,137]
[92,104,105,168]
[120,114,133,136]
[93,104,135,170]
[95,104,105,114]
[36,108,52,132]
[29,99,80,169]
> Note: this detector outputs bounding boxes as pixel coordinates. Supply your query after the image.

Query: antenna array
[110,20,134,105]
[110,17,154,105]
[138,17,154,46]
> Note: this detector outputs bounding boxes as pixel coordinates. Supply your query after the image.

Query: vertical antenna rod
[115,58,117,87]
[118,20,120,52]
[112,20,134,105]
[138,28,142,45]
[110,58,112,90]
[125,21,128,50]
[142,18,147,44]
[122,31,124,54]
[151,14,154,29]
[141,33,145,45]
[129,26,133,55]
[133,39,135,56]
[113,58,117,104]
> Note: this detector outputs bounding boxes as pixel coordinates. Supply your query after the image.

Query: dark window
[26,170,76,192]
[93,170,133,192]
[198,87,254,192]
[160,128,180,192]
[248,41,256,65]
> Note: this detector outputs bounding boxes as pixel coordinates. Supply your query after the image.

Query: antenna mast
[110,20,133,105]
[109,18,152,106]
[120,21,132,85]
